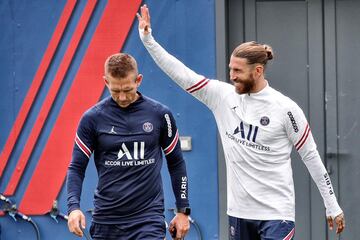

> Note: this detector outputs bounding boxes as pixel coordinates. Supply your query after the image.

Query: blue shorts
[90,215,166,240]
[229,216,295,240]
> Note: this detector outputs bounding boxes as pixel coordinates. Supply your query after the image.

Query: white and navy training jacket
[140,29,342,221]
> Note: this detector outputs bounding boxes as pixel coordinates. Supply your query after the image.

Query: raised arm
[137,4,233,111]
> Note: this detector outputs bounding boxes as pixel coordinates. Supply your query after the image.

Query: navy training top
[66,93,189,224]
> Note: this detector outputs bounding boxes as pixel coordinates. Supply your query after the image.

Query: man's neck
[251,78,267,93]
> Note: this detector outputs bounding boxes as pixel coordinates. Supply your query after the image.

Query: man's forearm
[302,150,342,217]
[167,158,189,208]
[66,164,86,214]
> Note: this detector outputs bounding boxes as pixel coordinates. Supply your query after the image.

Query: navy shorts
[90,215,166,240]
[229,216,295,240]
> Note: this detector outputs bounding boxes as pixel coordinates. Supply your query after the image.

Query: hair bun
[264,45,274,60]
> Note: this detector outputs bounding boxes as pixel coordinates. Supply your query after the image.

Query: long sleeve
[285,102,343,218]
[160,108,189,208]
[140,29,233,111]
[66,111,95,214]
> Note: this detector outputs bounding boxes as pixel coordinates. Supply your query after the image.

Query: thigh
[90,222,126,240]
[128,215,166,240]
[260,220,295,240]
[90,215,166,240]
[229,216,261,240]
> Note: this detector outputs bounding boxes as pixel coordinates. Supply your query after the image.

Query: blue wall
[0,0,218,239]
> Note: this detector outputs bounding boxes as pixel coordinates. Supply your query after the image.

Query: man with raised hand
[137,4,345,239]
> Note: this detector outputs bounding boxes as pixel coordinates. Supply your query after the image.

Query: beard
[233,73,256,94]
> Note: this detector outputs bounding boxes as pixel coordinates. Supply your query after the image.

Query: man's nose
[118,93,126,101]
[229,72,235,81]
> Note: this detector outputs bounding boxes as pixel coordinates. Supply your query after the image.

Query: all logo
[233,121,259,143]
[109,141,154,167]
[117,142,145,160]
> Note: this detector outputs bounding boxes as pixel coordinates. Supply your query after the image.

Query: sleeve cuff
[139,28,153,43]
[175,201,190,209]
[326,202,343,218]
[67,204,80,215]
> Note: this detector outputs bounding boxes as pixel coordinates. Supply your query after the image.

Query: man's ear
[103,76,109,86]
[255,64,264,76]
[136,74,143,86]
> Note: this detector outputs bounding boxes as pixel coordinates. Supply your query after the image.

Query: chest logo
[233,122,259,143]
[260,116,270,126]
[143,122,153,133]
[106,142,155,167]
[117,142,145,160]
[109,126,117,134]
[231,106,239,111]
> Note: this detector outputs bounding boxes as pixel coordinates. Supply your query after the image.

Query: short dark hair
[104,53,138,78]
[232,41,274,66]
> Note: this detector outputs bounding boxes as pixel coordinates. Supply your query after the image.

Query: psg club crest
[143,122,153,132]
[260,116,270,126]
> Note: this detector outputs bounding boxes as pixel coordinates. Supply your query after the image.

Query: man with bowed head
[66,53,191,239]
[137,4,345,239]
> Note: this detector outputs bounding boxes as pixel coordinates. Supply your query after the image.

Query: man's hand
[327,212,345,234]
[168,213,190,240]
[68,209,86,237]
[136,4,151,34]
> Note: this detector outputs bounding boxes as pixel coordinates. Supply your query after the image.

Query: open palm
[137,4,151,34]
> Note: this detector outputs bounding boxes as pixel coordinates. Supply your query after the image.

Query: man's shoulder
[269,87,299,110]
[83,97,111,118]
[142,95,171,114]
